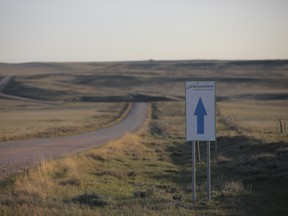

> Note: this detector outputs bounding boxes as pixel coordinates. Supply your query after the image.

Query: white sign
[186,81,216,141]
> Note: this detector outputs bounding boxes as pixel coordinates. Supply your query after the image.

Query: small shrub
[172,150,182,157]
[71,193,108,207]
[127,171,137,177]
[133,188,154,198]
[216,154,231,164]
[172,194,182,200]
[86,153,106,161]
[60,177,81,186]
[166,186,177,193]
[54,167,69,178]
[277,147,288,155]
[222,181,246,196]
[250,153,275,163]
[1,136,9,142]
[133,191,150,198]
[183,186,192,193]
[96,170,127,179]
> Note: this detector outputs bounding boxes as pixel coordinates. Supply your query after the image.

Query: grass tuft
[222,181,247,196]
[71,193,109,207]
[59,177,81,186]
[216,154,231,164]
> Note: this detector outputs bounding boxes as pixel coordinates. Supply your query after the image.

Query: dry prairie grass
[1,60,287,102]
[0,99,130,141]
[218,100,288,141]
[0,60,288,215]
[0,102,252,216]
[1,102,288,215]
[1,60,287,141]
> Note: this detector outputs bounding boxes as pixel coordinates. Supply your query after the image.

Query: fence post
[279,120,283,134]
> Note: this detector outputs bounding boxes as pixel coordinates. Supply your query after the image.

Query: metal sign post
[186,81,216,202]
[207,141,211,201]
[192,141,196,202]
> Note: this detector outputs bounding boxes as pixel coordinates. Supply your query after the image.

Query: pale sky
[0,0,287,63]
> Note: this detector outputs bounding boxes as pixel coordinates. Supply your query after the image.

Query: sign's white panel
[186,81,216,141]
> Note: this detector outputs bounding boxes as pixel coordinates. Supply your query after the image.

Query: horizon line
[1,58,288,64]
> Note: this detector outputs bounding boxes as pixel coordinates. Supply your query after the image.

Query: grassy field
[0,60,288,215]
[0,102,246,215]
[218,100,288,141]
[1,60,288,102]
[0,102,287,215]
[1,60,287,140]
[0,98,130,141]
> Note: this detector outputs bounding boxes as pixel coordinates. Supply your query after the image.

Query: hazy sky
[0,0,287,63]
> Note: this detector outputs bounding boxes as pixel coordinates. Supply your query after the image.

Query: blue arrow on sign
[194,97,207,134]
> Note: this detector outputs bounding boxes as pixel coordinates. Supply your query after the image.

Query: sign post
[207,141,211,201]
[192,141,196,202]
[186,81,215,201]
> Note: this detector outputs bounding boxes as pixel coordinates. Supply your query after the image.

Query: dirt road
[0,76,12,92]
[0,76,59,104]
[0,102,147,179]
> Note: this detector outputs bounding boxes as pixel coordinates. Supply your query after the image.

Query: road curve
[0,76,12,92]
[0,103,148,179]
[0,76,59,104]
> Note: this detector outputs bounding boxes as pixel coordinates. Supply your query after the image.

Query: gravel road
[0,76,59,104]
[0,76,147,179]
